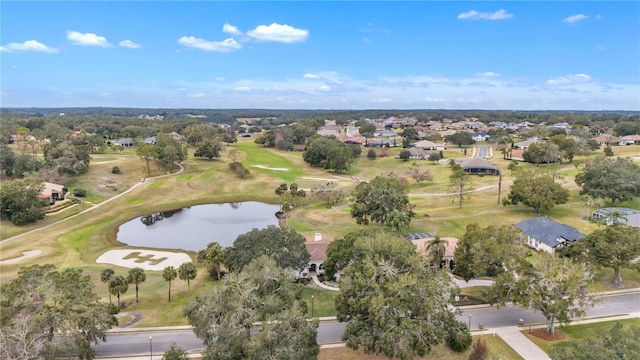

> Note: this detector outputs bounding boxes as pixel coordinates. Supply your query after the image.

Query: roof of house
[515,217,585,248]
[593,207,640,217]
[305,240,329,262]
[461,158,500,172]
[411,237,459,259]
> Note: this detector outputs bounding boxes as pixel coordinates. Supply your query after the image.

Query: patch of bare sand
[0,250,43,265]
[252,165,289,171]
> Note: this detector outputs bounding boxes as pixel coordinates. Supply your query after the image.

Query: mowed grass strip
[523,318,640,355]
[236,141,304,181]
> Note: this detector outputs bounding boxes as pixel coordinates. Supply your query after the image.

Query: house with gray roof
[515,217,585,254]
[592,207,640,227]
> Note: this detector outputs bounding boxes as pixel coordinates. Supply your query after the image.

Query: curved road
[93,292,640,357]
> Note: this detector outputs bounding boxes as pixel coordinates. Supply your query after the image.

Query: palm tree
[100,268,115,304]
[178,262,197,293]
[108,275,129,308]
[163,266,177,302]
[126,267,146,303]
[425,235,448,270]
[197,242,226,281]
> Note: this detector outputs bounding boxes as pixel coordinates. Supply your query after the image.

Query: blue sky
[1,1,639,110]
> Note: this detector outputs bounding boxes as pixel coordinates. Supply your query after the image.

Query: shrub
[73,188,87,197]
[447,321,473,352]
[367,148,377,160]
[468,338,487,360]
[111,166,121,174]
[229,162,250,178]
[162,343,188,360]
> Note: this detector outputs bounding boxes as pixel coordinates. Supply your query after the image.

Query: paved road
[93,292,640,357]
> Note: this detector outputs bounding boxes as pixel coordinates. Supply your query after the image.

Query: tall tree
[447,164,474,209]
[504,167,569,214]
[445,131,475,148]
[108,275,129,309]
[224,226,310,272]
[136,143,157,177]
[193,139,222,160]
[425,235,448,270]
[178,262,197,292]
[0,178,47,225]
[407,163,432,186]
[350,176,415,230]
[162,266,178,302]
[184,256,319,360]
[100,268,115,304]
[126,267,146,303]
[523,142,562,166]
[560,223,640,286]
[0,265,116,360]
[197,242,226,280]
[336,232,458,359]
[453,224,526,281]
[575,156,640,205]
[487,254,596,335]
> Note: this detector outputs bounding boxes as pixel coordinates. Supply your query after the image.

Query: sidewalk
[494,327,551,360]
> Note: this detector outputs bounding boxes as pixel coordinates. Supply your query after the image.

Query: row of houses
[302,209,638,278]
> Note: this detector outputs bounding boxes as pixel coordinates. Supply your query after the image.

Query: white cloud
[222,23,242,36]
[303,73,320,79]
[177,36,242,52]
[457,9,513,20]
[67,31,112,47]
[215,77,226,81]
[247,23,308,43]
[476,71,501,77]
[596,45,606,51]
[546,73,592,86]
[233,86,250,92]
[187,93,205,98]
[563,14,588,23]
[0,40,59,53]
[362,37,371,43]
[119,40,142,48]
[317,85,331,92]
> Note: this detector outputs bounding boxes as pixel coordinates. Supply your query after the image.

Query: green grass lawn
[1,142,639,332]
[522,318,640,355]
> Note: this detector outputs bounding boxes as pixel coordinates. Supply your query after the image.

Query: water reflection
[117,202,281,251]
[139,209,184,226]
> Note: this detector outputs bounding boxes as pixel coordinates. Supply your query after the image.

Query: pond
[116,202,282,252]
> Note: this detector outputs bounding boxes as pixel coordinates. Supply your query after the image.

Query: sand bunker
[252,165,289,171]
[96,249,192,271]
[0,250,43,265]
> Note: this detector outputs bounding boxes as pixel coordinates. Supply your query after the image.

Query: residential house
[412,139,447,151]
[592,207,640,227]
[472,131,491,142]
[515,217,585,254]
[407,233,459,270]
[461,158,500,176]
[513,137,540,150]
[40,182,65,201]
[143,136,157,144]
[113,138,134,147]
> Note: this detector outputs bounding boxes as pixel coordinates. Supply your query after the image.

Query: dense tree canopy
[0,178,47,225]
[445,131,475,148]
[523,142,562,165]
[336,232,459,359]
[350,176,415,230]
[193,139,222,160]
[504,167,569,214]
[453,224,527,281]
[224,226,310,272]
[0,265,116,360]
[184,256,319,360]
[575,156,640,205]
[303,136,355,173]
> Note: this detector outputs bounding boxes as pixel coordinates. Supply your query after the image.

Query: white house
[515,217,585,254]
